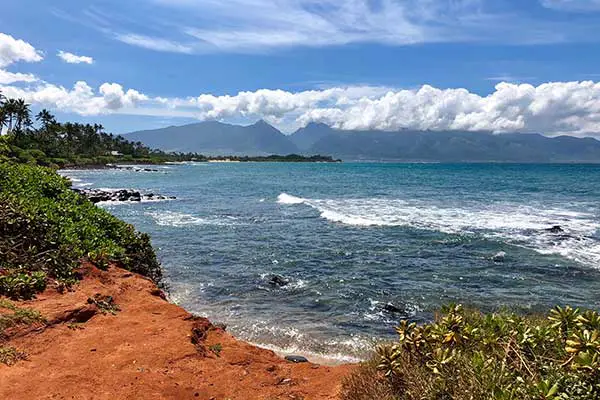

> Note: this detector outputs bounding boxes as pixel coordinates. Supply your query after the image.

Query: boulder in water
[492,251,506,262]
[267,274,289,287]
[546,225,564,234]
[381,303,404,314]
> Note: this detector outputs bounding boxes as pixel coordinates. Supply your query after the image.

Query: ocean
[61,163,600,362]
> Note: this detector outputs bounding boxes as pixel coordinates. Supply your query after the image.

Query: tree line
[0,92,203,167]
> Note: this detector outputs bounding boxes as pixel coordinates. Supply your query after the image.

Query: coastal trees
[0,93,201,166]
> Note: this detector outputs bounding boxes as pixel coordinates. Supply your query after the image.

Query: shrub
[343,305,600,400]
[0,161,162,299]
[0,346,28,366]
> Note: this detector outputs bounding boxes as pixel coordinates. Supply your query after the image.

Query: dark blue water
[61,163,600,361]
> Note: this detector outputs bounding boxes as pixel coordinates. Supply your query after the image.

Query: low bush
[343,305,600,400]
[0,346,28,366]
[0,161,162,299]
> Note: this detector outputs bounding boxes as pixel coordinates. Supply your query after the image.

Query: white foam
[278,192,600,268]
[238,321,368,364]
[146,211,238,227]
[277,193,306,205]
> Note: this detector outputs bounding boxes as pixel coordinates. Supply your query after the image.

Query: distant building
[110,151,123,156]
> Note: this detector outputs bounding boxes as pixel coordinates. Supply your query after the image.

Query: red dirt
[0,264,354,399]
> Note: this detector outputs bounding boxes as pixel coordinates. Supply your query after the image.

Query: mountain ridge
[124,121,600,162]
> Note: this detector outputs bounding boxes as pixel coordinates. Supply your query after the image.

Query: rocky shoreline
[74,188,176,204]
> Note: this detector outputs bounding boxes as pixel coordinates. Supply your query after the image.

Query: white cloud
[3,78,600,136]
[98,0,591,53]
[296,82,600,135]
[57,50,94,64]
[99,82,148,110]
[1,81,149,116]
[541,0,600,11]
[0,70,38,84]
[115,33,194,54]
[0,32,43,68]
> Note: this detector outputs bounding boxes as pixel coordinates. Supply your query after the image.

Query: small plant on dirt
[342,304,600,400]
[87,294,120,315]
[66,322,85,330]
[0,299,45,333]
[0,346,28,366]
[209,343,223,357]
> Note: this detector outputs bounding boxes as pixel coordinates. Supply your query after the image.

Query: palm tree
[14,99,31,131]
[3,99,19,133]
[36,109,56,129]
[0,94,7,134]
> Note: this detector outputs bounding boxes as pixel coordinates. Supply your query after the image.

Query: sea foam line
[277,192,600,268]
[146,211,239,227]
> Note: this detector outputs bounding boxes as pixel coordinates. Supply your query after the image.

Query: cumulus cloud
[57,50,94,64]
[0,70,38,84]
[0,32,43,68]
[3,78,600,136]
[1,81,149,116]
[99,82,148,109]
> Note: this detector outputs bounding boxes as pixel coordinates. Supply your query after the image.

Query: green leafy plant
[87,294,120,315]
[209,343,223,357]
[0,299,46,333]
[343,305,600,400]
[0,161,162,299]
[0,346,28,366]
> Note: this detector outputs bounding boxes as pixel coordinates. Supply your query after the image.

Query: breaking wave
[278,193,600,268]
[146,211,239,227]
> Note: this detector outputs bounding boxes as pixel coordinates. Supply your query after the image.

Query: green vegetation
[87,294,120,315]
[209,343,223,357]
[0,93,339,167]
[0,346,28,366]
[0,299,45,333]
[0,161,161,299]
[0,92,202,168]
[343,305,600,400]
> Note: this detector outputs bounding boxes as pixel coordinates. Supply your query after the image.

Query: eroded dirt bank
[0,264,354,399]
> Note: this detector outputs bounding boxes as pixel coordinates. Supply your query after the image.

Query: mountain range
[124,121,600,162]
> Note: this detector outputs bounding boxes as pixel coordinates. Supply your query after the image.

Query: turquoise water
[61,163,600,361]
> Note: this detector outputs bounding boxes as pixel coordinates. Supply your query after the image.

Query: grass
[209,343,223,357]
[0,346,27,366]
[342,305,600,400]
[0,299,45,333]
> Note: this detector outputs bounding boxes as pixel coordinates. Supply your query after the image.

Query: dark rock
[74,188,174,203]
[492,251,506,262]
[268,274,289,287]
[285,355,308,363]
[546,225,564,234]
[381,303,404,314]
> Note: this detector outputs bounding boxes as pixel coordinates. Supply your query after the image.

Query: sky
[1,0,600,136]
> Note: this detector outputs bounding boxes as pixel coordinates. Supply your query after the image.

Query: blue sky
[1,0,600,135]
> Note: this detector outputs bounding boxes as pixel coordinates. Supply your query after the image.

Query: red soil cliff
[0,264,354,399]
